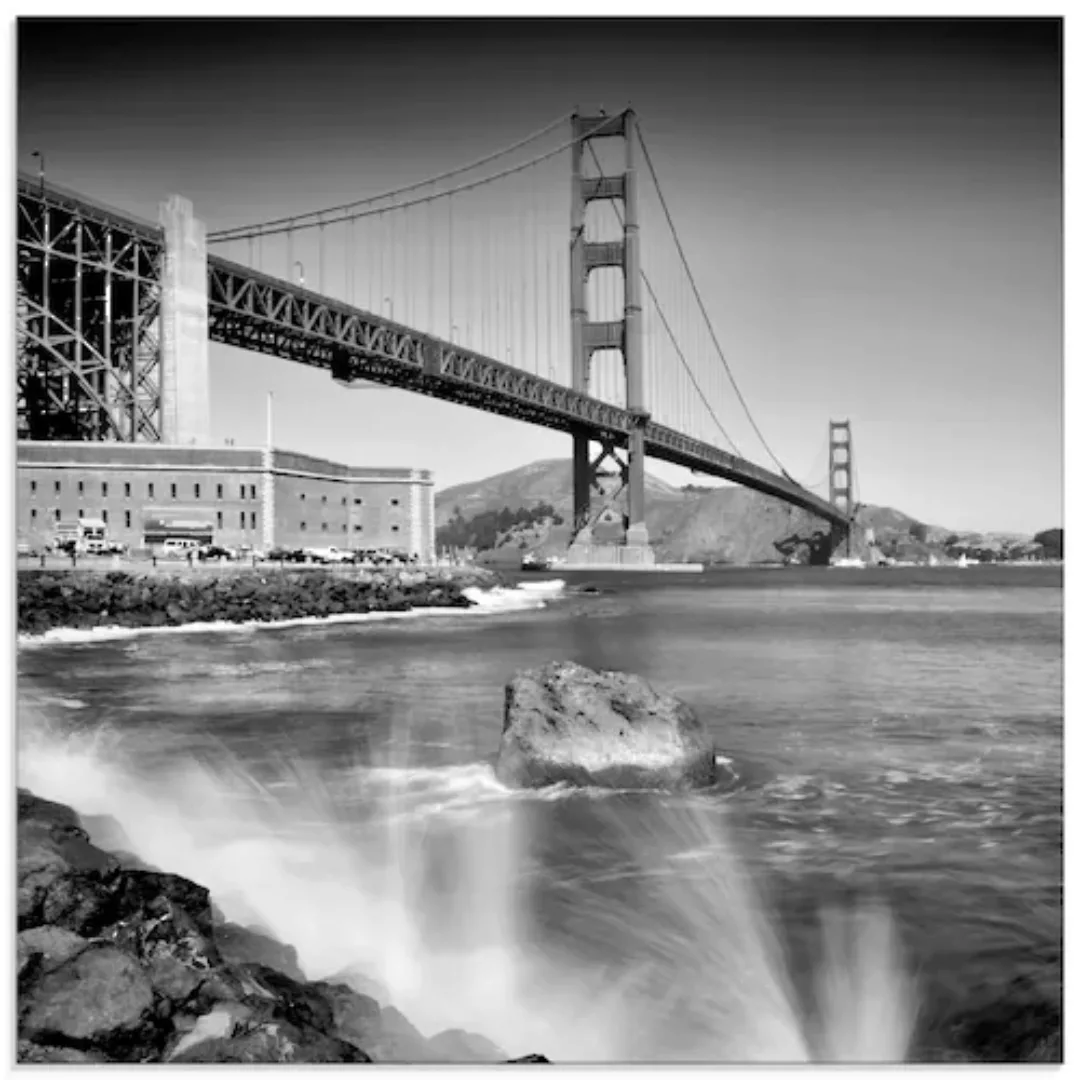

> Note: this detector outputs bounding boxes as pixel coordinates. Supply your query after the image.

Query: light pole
[294,261,305,286]
[383,296,394,321]
[30,149,45,195]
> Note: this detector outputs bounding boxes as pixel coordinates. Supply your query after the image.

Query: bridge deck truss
[208,257,846,526]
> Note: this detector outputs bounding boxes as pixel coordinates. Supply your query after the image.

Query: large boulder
[495,661,717,791]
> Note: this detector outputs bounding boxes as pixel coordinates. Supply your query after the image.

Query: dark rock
[428,1027,507,1062]
[214,921,305,981]
[495,660,717,791]
[95,870,220,1005]
[20,943,155,1051]
[506,1053,552,1063]
[237,963,335,1033]
[17,789,121,933]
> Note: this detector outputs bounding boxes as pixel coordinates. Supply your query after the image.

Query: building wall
[17,442,436,558]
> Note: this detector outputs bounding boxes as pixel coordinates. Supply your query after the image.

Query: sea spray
[17,699,915,1062]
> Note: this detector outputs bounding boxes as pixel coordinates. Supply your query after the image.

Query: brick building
[16,441,436,560]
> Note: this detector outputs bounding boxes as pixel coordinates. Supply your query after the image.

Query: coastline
[15,787,547,1063]
[16,565,568,644]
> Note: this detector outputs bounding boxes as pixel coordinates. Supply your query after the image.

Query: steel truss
[17,176,164,442]
[207,257,847,526]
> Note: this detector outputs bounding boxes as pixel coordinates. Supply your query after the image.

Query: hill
[434,458,1057,566]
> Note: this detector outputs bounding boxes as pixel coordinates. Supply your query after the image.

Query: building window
[251,512,257,530]
[240,511,246,529]
[148,483,155,498]
[125,510,131,528]
[354,497,363,506]
[321,495,327,504]
[216,511,223,528]
[54,508,61,521]
[250,485,257,501]
[170,483,177,499]
[300,492,306,501]
[78,481,84,495]
[30,480,37,494]
[300,522,307,531]
[54,480,61,495]
[102,510,109,524]
[78,509,84,519]
[217,484,224,499]
[124,482,131,498]
[239,484,246,499]
[321,522,328,532]
[342,524,347,532]
[30,508,36,521]
[194,483,201,499]
[391,524,400,533]
[341,497,347,506]
[390,498,400,507]
[356,524,363,532]
[102,482,109,498]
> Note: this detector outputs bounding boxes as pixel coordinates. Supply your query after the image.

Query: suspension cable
[208,117,622,244]
[585,141,743,457]
[637,123,797,483]
[209,111,577,242]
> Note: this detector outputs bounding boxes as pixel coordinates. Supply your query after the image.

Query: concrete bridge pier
[158,194,210,446]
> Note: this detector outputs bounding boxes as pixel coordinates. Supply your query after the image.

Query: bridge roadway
[17,174,846,527]
[208,256,845,526]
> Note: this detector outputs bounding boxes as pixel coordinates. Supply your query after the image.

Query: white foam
[18,580,567,648]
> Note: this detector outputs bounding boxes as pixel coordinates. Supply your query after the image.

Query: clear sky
[17,17,1063,534]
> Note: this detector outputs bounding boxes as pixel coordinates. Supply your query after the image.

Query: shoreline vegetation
[16,566,504,639]
[16,788,547,1064]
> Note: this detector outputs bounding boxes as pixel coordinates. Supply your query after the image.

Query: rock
[170,1024,371,1063]
[96,869,220,1003]
[215,922,306,981]
[310,980,382,1052]
[507,1053,552,1063]
[18,1040,109,1063]
[428,1027,507,1061]
[17,789,120,933]
[495,661,717,791]
[17,926,92,981]
[20,943,156,1052]
[166,1003,240,1060]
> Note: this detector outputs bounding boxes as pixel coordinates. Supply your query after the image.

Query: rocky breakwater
[16,788,548,1064]
[17,566,502,637]
[495,660,718,791]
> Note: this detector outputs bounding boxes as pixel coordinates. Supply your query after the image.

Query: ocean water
[16,566,1063,1062]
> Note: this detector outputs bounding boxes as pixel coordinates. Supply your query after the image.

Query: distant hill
[434,458,1055,565]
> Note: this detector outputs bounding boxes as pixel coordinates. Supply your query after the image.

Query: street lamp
[383,297,394,321]
[30,149,45,195]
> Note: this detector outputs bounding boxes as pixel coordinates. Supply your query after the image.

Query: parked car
[197,545,233,562]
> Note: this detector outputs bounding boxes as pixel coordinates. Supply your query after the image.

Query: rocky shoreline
[17,566,503,638]
[16,788,548,1064]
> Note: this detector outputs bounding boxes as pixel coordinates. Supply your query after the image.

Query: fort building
[16,441,436,561]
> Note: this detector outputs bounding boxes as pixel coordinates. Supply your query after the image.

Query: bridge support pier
[159,194,210,446]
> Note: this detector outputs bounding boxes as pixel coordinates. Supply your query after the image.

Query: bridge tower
[568,109,651,560]
[829,419,855,555]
